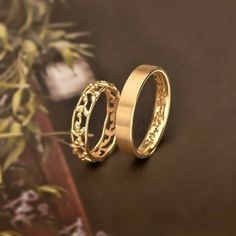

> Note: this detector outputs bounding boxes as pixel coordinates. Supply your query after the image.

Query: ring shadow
[130,134,170,170]
[84,133,171,170]
[84,146,120,169]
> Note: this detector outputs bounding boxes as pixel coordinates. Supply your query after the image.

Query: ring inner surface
[136,72,168,156]
[90,86,118,159]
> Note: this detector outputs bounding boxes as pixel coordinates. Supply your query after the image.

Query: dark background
[51,1,236,235]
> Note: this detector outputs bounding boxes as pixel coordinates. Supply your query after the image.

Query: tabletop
[50,1,236,235]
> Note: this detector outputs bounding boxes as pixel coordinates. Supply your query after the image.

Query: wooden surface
[35,113,92,235]
[15,112,93,235]
[51,1,236,235]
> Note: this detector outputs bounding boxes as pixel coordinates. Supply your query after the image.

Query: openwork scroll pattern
[138,73,168,156]
[71,81,120,162]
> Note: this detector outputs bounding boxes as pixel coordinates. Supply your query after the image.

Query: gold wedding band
[116,65,171,158]
[71,81,120,162]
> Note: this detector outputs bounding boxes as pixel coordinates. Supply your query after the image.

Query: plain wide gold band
[116,65,171,158]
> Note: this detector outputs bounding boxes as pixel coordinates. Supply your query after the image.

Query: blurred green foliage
[0,0,92,234]
[0,0,92,178]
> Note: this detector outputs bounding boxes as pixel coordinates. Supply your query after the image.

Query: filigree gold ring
[116,65,171,158]
[71,81,120,162]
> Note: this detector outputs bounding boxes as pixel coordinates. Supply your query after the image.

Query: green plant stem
[0,131,71,139]
[0,82,30,89]
[0,133,23,138]
[38,131,71,137]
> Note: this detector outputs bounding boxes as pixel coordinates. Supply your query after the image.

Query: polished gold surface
[116,65,171,158]
[71,81,120,162]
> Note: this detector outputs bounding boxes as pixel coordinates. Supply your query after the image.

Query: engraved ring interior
[116,65,171,158]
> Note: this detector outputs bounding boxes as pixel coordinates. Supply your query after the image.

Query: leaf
[0,50,7,61]
[0,23,10,60]
[47,30,66,40]
[0,122,22,158]
[48,22,75,29]
[79,49,94,58]
[76,44,94,57]
[0,231,21,236]
[66,31,90,39]
[19,5,34,33]
[3,138,26,171]
[0,118,11,132]
[35,1,47,18]
[0,23,9,49]
[17,59,28,82]
[0,133,23,139]
[21,39,38,68]
[72,52,82,60]
[0,82,29,89]
[10,121,22,133]
[37,185,67,198]
[49,40,76,50]
[12,89,23,115]
[60,48,74,68]
[78,43,93,49]
[22,92,36,126]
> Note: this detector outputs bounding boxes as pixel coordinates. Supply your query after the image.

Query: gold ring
[71,81,120,162]
[116,65,171,158]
